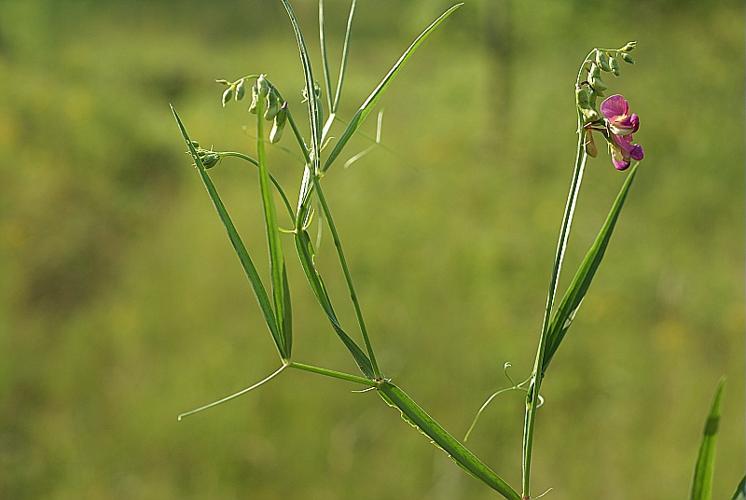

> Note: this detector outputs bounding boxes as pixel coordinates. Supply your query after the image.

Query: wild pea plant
[171,2,742,498]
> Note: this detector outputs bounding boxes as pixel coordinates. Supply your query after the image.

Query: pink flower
[600,94,644,171]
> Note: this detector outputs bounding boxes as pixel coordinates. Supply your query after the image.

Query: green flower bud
[621,53,635,64]
[609,57,620,76]
[201,153,220,169]
[270,110,287,144]
[235,79,246,101]
[588,88,598,108]
[264,89,281,121]
[621,41,637,52]
[590,73,607,92]
[256,75,269,99]
[269,122,284,144]
[581,107,600,123]
[249,84,259,114]
[589,63,601,81]
[596,51,612,72]
[576,87,592,108]
[222,86,234,107]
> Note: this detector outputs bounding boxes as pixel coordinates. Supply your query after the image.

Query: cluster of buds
[576,41,635,124]
[216,77,247,107]
[575,42,643,171]
[218,74,288,145]
[248,75,288,144]
[188,141,221,169]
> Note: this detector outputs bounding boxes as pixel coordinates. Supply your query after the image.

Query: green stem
[379,381,521,500]
[285,110,312,165]
[521,115,587,499]
[311,175,381,378]
[288,361,376,386]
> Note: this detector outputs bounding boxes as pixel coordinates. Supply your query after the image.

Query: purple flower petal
[628,113,640,133]
[612,134,635,154]
[630,144,644,161]
[600,94,629,120]
[612,157,631,170]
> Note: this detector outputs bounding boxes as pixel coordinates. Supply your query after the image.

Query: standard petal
[600,94,629,120]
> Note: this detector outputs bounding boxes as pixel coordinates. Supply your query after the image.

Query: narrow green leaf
[318,0,334,113]
[280,0,321,162]
[731,475,746,500]
[170,106,283,357]
[322,3,463,172]
[312,176,380,377]
[332,0,357,113]
[281,265,293,354]
[294,229,374,378]
[378,382,520,500]
[256,96,293,357]
[691,378,726,500]
[541,163,639,373]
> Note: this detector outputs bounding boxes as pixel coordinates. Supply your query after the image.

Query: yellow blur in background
[0,1,743,498]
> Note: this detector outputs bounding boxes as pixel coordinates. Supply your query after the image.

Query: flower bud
[590,73,607,92]
[609,57,620,76]
[270,112,287,145]
[589,63,601,81]
[596,51,612,72]
[249,84,259,114]
[264,89,281,121]
[256,75,269,99]
[201,153,220,169]
[581,107,600,123]
[621,41,637,52]
[235,79,246,101]
[222,86,234,107]
[576,87,592,108]
[621,53,634,64]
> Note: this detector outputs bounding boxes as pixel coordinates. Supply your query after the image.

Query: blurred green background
[1,0,743,498]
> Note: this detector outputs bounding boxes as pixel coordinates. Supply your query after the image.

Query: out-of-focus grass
[0,1,743,499]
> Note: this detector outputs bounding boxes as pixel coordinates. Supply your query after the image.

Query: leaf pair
[280,0,463,380]
[541,163,639,373]
[171,107,292,360]
[321,3,463,172]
